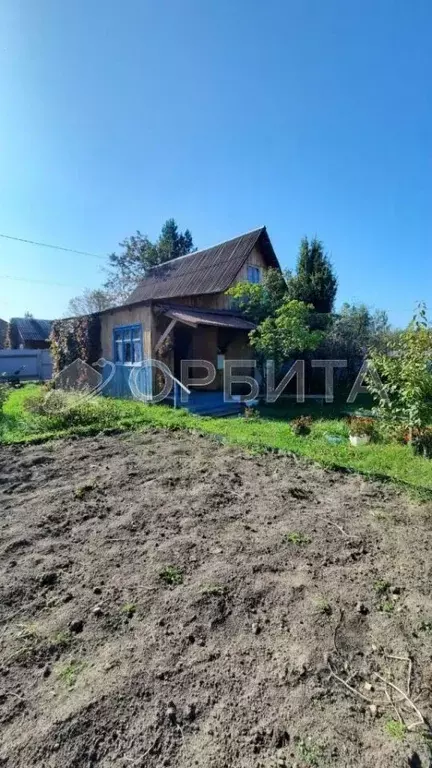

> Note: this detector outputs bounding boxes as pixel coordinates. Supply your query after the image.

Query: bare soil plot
[0,430,431,767]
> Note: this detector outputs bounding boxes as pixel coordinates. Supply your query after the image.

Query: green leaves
[251,299,323,366]
[227,268,288,324]
[367,304,432,435]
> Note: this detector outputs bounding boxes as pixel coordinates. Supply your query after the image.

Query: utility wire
[0,232,105,259]
[0,274,85,289]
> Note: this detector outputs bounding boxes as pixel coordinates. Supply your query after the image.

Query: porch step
[187,403,243,417]
[164,394,243,417]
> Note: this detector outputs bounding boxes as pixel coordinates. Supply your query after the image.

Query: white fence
[0,349,53,381]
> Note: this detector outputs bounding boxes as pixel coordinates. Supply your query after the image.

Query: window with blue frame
[113,325,142,364]
[247,265,261,284]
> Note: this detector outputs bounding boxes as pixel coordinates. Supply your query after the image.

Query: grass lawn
[1,384,432,493]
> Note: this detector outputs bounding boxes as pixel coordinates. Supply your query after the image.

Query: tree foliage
[287,237,337,314]
[367,303,432,435]
[227,272,322,370]
[322,302,392,358]
[105,218,194,303]
[227,268,288,324]
[66,288,114,317]
[251,299,323,368]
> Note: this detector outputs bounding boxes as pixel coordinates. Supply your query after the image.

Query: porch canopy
[157,303,255,330]
[154,303,255,353]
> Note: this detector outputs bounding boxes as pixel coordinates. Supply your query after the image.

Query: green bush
[23,387,122,431]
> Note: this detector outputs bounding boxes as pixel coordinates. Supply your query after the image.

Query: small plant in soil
[385,719,407,740]
[57,660,86,689]
[315,597,332,616]
[74,481,96,499]
[296,738,324,766]
[373,579,391,596]
[201,584,228,596]
[121,603,137,618]
[284,531,311,546]
[291,415,313,436]
[380,599,395,614]
[159,565,183,586]
[52,630,73,650]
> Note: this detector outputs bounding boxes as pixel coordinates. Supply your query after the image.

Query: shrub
[291,415,313,436]
[367,302,432,438]
[50,315,101,375]
[349,416,376,438]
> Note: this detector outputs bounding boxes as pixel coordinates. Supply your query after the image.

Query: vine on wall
[50,316,101,374]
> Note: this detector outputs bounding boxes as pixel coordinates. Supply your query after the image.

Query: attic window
[247,266,261,284]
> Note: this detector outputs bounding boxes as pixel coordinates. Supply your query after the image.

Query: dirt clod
[69,619,84,634]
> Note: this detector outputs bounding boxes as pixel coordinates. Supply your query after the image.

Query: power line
[0,274,84,289]
[0,232,105,259]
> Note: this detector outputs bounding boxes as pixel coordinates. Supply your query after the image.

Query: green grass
[2,385,432,493]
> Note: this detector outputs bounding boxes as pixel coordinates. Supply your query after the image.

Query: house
[8,318,53,350]
[97,226,282,414]
[0,318,7,349]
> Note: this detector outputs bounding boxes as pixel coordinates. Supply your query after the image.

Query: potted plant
[411,427,432,459]
[349,416,375,446]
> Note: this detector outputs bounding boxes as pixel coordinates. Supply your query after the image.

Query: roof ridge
[147,226,265,270]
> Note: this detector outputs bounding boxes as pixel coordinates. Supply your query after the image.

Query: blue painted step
[164,391,244,417]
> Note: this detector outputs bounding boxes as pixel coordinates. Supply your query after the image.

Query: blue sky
[0,0,431,325]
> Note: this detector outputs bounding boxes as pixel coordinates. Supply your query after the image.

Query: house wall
[100,304,154,360]
[233,246,268,284]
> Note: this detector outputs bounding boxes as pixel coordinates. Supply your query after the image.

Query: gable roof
[127,226,280,304]
[10,318,52,344]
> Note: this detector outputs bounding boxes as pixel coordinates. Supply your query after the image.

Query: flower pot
[349,434,371,447]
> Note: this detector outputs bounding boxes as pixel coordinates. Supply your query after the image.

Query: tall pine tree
[105,219,195,303]
[287,237,337,314]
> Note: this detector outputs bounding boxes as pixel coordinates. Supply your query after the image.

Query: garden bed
[0,430,432,766]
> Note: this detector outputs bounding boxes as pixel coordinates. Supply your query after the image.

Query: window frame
[112,324,143,366]
[247,265,261,284]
